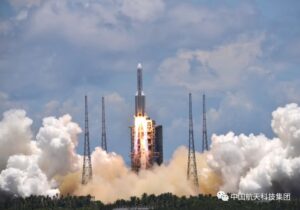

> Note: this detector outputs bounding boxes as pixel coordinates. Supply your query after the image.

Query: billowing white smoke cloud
[1,103,300,201]
[206,132,276,192]
[239,104,300,194]
[0,155,58,197]
[272,103,300,157]
[206,103,300,195]
[0,110,81,197]
[0,110,37,170]
[37,115,81,178]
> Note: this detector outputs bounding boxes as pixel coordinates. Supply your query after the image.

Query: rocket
[135,63,145,116]
[131,63,163,172]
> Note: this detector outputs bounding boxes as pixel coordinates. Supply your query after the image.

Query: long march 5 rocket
[131,63,163,172]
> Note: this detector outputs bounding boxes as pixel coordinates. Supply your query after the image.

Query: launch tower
[202,94,208,152]
[131,63,163,172]
[101,96,108,151]
[187,93,199,188]
[82,95,93,185]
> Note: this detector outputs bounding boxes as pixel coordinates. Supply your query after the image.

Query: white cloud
[9,0,41,9]
[106,92,125,105]
[0,92,29,115]
[0,21,13,35]
[44,100,60,116]
[273,81,300,104]
[104,92,130,131]
[121,0,165,22]
[15,10,28,21]
[28,0,134,51]
[271,103,300,157]
[4,0,261,54]
[22,0,165,51]
[43,99,81,119]
[105,92,129,115]
[0,92,10,108]
[157,34,265,91]
[167,3,258,39]
[206,91,254,133]
[224,92,253,111]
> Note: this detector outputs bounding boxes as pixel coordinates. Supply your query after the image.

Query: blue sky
[1,0,300,163]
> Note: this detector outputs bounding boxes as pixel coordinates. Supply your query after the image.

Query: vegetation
[0,193,299,210]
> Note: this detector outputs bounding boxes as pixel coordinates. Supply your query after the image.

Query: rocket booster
[135,63,145,116]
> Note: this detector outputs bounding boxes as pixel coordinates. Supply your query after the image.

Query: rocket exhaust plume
[134,116,150,170]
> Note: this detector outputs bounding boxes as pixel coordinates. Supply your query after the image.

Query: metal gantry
[101,96,107,151]
[82,95,93,185]
[187,93,199,188]
[202,94,208,152]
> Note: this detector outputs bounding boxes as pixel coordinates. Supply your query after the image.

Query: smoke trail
[1,103,300,202]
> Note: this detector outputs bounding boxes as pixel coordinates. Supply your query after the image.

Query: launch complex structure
[130,63,163,172]
[82,63,163,184]
[187,93,209,189]
[81,63,207,188]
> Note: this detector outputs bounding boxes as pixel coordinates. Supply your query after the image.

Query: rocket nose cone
[137,63,142,69]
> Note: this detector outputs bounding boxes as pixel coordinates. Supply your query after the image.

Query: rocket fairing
[135,63,145,116]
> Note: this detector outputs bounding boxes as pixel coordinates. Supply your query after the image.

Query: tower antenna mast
[101,96,107,151]
[187,93,199,188]
[82,95,92,185]
[202,94,208,152]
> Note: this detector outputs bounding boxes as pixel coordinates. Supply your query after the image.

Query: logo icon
[217,191,229,201]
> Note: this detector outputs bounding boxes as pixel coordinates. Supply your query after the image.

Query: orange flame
[134,116,149,169]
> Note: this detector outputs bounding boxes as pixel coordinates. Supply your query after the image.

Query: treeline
[1,192,300,210]
[0,194,103,210]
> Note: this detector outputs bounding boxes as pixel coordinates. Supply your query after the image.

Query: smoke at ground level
[1,104,300,203]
